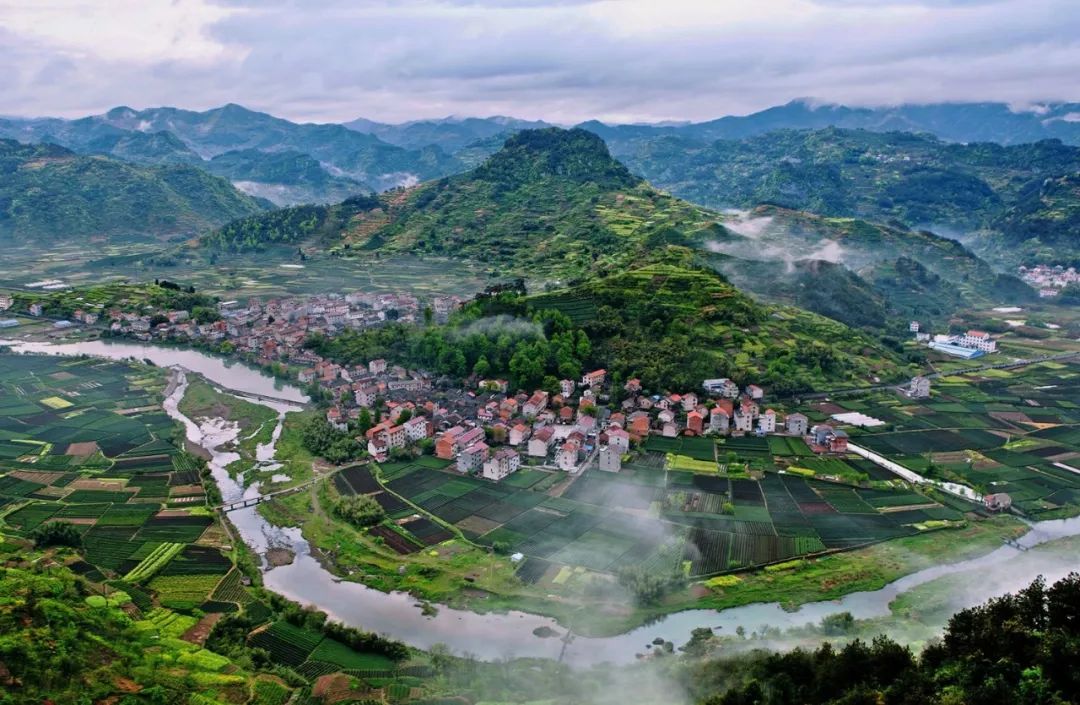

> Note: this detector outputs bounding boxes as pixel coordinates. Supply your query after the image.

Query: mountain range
[196,127,1034,333]
[4,99,1080,210]
[0,139,266,242]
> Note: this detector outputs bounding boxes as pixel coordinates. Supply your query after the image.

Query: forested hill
[309,248,912,394]
[607,127,1080,234]
[0,139,267,242]
[202,127,722,278]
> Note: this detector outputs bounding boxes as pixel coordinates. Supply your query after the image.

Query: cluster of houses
[336,366,854,485]
[104,292,460,351]
[1018,264,1078,298]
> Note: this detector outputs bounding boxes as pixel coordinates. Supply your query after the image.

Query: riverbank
[14,338,1075,667]
[260,470,1029,638]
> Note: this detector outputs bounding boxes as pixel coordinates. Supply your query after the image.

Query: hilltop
[201,128,1026,329]
[203,128,719,279]
[0,139,267,242]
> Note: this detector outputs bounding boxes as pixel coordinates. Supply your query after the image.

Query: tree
[333,494,386,528]
[30,521,81,548]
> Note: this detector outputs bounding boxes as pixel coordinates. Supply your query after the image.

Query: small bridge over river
[214,466,346,513]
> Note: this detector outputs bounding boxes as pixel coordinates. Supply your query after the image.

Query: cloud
[0,0,1077,122]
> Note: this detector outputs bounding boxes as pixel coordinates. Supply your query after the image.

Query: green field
[838,360,1080,517]
[362,457,957,580]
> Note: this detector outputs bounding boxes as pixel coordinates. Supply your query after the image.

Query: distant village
[2,288,1010,487]
[1018,264,1079,297]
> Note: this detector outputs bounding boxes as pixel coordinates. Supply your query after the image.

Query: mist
[452,315,545,340]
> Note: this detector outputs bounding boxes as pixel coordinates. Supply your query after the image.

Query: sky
[1,0,1078,124]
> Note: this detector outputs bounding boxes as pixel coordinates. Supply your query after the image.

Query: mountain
[0,139,267,242]
[579,99,1080,147]
[300,127,718,280]
[983,173,1080,266]
[705,206,1034,329]
[599,128,1080,266]
[202,128,1026,333]
[205,148,370,206]
[0,104,466,193]
[344,115,554,152]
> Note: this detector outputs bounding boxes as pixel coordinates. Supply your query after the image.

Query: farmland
[0,353,237,604]
[818,360,1080,518]
[0,352,444,703]
[321,447,965,594]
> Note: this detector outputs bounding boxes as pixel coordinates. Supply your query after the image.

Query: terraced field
[0,354,232,610]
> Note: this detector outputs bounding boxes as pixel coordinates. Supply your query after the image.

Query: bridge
[215,466,347,513]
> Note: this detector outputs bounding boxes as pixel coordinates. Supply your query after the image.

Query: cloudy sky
[1,0,1078,124]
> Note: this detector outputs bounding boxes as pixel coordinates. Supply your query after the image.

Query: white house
[404,416,430,442]
[607,428,630,454]
[528,427,555,458]
[681,392,698,412]
[556,442,580,472]
[733,410,754,433]
[758,409,776,434]
[560,379,576,397]
[482,448,521,481]
[458,442,489,473]
[703,378,740,398]
[959,330,997,353]
[509,423,531,446]
[786,412,808,436]
[709,407,730,434]
[598,446,622,472]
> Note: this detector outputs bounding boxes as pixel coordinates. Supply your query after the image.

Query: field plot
[370,455,947,578]
[843,360,1080,517]
[0,353,228,611]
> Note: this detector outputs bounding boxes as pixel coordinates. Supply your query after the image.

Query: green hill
[525,252,911,392]
[607,128,1080,266]
[206,148,371,206]
[0,139,267,242]
[204,128,727,280]
[707,206,1035,328]
[203,127,1029,330]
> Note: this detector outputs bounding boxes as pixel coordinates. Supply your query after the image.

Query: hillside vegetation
[606,128,1080,266]
[311,249,911,393]
[0,139,266,242]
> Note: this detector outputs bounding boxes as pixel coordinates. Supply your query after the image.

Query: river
[9,339,1080,666]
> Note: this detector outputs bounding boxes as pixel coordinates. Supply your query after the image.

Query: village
[1017,264,1080,297]
[314,358,854,486]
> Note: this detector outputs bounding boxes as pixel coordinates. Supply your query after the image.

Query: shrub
[333,494,386,529]
[30,521,82,549]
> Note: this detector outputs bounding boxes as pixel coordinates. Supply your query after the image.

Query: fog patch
[452,315,544,340]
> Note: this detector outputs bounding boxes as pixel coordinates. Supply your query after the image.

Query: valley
[2,103,1080,705]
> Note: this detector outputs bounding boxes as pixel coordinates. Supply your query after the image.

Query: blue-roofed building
[0,319,18,329]
[929,342,985,359]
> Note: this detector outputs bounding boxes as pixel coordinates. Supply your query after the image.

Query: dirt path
[181,612,224,645]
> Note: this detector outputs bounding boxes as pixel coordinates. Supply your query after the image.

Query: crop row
[124,542,184,582]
